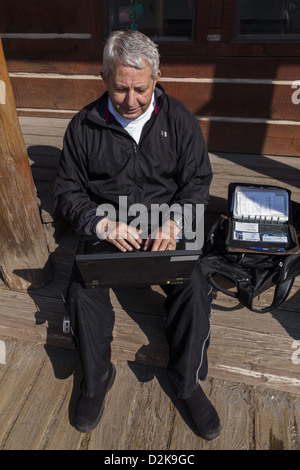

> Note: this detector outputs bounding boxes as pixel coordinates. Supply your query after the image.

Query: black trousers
[65,259,212,400]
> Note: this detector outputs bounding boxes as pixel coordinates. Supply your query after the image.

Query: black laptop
[75,237,201,288]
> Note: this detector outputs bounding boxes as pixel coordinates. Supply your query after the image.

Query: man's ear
[154,69,161,87]
[100,71,106,84]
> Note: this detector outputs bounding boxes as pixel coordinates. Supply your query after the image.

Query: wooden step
[1,265,300,395]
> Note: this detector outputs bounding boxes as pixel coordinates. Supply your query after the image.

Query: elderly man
[54,29,221,440]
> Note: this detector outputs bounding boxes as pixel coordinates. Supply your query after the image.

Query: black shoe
[74,363,116,433]
[183,384,221,440]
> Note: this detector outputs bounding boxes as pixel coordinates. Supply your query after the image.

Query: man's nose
[125,90,136,107]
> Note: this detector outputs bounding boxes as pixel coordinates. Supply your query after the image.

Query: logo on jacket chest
[160,130,168,138]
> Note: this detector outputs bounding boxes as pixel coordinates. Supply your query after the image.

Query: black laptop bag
[199,216,300,313]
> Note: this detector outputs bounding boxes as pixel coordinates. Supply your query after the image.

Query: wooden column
[0,36,51,291]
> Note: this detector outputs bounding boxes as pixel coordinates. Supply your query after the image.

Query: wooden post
[0,36,51,291]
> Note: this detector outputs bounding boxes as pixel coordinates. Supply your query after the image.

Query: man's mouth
[124,108,138,113]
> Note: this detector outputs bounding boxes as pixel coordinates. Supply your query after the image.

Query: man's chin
[120,108,142,119]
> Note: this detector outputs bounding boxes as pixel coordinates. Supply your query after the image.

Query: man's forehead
[111,61,152,81]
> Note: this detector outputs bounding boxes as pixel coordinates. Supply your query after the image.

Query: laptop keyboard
[85,239,146,255]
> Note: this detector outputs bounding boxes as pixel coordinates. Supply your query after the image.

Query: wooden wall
[1,0,300,156]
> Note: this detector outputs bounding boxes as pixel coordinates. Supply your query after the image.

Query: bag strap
[206,275,238,299]
[238,277,295,314]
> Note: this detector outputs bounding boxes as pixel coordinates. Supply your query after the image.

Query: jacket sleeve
[54,118,103,235]
[170,103,213,234]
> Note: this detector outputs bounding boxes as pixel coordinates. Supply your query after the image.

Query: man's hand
[144,219,181,252]
[96,218,142,252]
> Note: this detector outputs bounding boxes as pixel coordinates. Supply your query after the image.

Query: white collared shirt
[108,93,155,144]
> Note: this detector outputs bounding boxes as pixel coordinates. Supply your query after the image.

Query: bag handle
[207,275,238,299]
[207,274,294,313]
[238,278,295,314]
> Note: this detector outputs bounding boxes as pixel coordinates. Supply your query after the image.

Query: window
[107,0,196,42]
[236,0,300,39]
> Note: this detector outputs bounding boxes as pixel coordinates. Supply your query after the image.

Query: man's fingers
[107,223,143,252]
[150,238,177,252]
[104,222,142,251]
[109,238,133,252]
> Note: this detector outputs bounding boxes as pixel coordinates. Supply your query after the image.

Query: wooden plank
[88,359,175,450]
[0,287,73,349]
[12,76,300,123]
[0,340,46,448]
[43,383,84,450]
[6,55,300,81]
[209,153,300,185]
[254,388,292,450]
[11,76,104,111]
[0,0,92,34]
[200,120,300,157]
[2,346,73,450]
[163,82,300,121]
[169,379,252,450]
[292,399,300,449]
[207,152,300,213]
[207,287,300,394]
[19,115,70,129]
[40,347,83,450]
[1,337,300,450]
[1,276,300,394]
[22,125,67,138]
[11,77,300,120]
[18,103,300,156]
[23,133,64,150]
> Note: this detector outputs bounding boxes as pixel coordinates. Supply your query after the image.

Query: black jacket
[54,84,212,235]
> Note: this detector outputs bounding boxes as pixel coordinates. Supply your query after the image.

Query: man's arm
[149,106,212,251]
[172,115,212,232]
[54,120,104,235]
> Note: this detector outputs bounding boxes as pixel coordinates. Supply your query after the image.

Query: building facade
[1,0,300,156]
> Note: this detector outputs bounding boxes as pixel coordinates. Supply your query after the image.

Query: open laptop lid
[75,237,201,288]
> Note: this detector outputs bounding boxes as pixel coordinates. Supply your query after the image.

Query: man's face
[102,61,161,120]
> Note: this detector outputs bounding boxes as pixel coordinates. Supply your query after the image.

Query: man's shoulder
[160,90,194,118]
[167,94,192,113]
[68,94,107,129]
[161,92,198,130]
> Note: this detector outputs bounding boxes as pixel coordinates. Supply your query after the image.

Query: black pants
[65,259,212,400]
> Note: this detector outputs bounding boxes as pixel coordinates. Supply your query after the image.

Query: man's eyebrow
[114,84,150,91]
[135,85,150,91]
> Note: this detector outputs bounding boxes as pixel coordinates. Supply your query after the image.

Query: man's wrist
[168,218,181,238]
[173,215,184,230]
[95,217,109,238]
[169,213,184,232]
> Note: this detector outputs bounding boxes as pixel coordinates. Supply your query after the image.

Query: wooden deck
[0,116,300,450]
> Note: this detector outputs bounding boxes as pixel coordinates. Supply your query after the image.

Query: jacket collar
[85,82,165,128]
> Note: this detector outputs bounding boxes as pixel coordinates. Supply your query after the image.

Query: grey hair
[103,30,160,80]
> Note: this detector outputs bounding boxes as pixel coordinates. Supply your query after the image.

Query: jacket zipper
[133,141,141,189]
